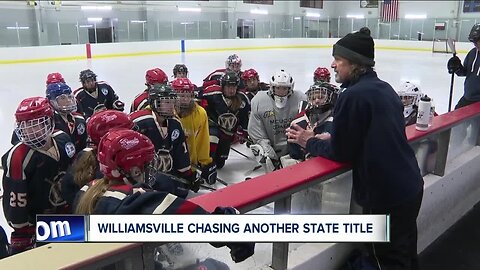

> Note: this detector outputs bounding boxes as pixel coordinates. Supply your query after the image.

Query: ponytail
[75,178,110,214]
[73,149,98,188]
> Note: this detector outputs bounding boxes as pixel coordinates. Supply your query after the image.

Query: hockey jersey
[2,131,76,253]
[74,81,120,119]
[11,112,87,152]
[129,110,192,177]
[130,89,149,113]
[202,85,251,136]
[248,91,307,158]
[53,112,87,152]
[177,103,213,167]
[288,111,333,160]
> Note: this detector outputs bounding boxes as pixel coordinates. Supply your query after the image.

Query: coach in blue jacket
[287,27,424,270]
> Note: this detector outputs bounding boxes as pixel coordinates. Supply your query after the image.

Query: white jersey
[248,91,307,159]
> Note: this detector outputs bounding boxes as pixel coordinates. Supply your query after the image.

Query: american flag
[381,0,399,22]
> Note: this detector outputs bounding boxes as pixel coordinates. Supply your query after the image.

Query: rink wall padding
[0,38,474,65]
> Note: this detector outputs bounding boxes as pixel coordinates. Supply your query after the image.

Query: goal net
[432,39,453,54]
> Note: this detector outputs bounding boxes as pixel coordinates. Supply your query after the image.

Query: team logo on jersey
[171,129,180,141]
[77,123,85,135]
[263,110,275,118]
[45,172,67,207]
[101,88,108,95]
[119,137,139,150]
[217,113,238,131]
[152,149,173,173]
[65,142,76,158]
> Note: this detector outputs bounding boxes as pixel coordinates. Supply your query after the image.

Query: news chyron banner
[36,215,389,243]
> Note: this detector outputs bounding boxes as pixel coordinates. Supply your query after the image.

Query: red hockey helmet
[46,72,65,85]
[241,68,259,81]
[172,78,195,110]
[14,97,54,149]
[171,78,194,93]
[97,129,155,181]
[87,110,135,145]
[313,67,331,83]
[145,68,168,86]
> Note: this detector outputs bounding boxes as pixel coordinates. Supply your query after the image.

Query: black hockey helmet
[220,71,240,88]
[468,23,480,43]
[148,84,177,117]
[79,69,97,83]
[173,64,188,77]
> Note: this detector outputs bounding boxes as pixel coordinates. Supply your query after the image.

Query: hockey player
[202,71,251,169]
[61,110,135,207]
[173,64,189,79]
[202,54,245,90]
[46,82,88,151]
[46,72,65,85]
[130,68,169,113]
[313,67,331,83]
[74,129,255,264]
[287,82,339,160]
[447,23,480,109]
[130,84,201,198]
[248,69,306,171]
[2,97,76,255]
[241,68,269,101]
[397,82,425,126]
[74,69,124,119]
[172,78,218,185]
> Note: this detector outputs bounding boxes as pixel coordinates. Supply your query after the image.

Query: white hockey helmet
[398,81,423,119]
[269,69,294,108]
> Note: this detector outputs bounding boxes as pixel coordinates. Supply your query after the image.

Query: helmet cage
[176,91,195,110]
[15,116,54,149]
[50,93,77,114]
[151,96,177,118]
[225,54,242,71]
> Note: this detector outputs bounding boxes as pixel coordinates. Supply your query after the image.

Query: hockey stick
[153,171,217,192]
[230,147,252,159]
[447,38,457,112]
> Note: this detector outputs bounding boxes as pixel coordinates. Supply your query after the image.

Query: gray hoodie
[248,91,307,159]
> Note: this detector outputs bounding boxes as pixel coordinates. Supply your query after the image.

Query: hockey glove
[235,127,248,144]
[9,228,35,255]
[210,207,255,263]
[112,100,125,111]
[258,140,278,160]
[228,242,255,263]
[201,163,217,185]
[93,104,107,114]
[187,173,202,193]
[447,55,462,74]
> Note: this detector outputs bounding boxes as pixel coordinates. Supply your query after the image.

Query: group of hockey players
[0,49,435,266]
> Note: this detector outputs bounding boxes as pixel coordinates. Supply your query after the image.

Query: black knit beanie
[332,27,375,67]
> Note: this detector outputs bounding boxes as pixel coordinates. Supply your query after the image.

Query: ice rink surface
[0,46,468,268]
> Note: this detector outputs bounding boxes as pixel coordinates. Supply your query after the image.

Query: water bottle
[416,95,432,131]
[429,99,435,127]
